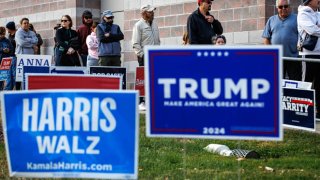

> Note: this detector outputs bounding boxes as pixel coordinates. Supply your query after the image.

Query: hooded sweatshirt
[77,12,93,55]
[297,5,320,54]
[15,27,38,54]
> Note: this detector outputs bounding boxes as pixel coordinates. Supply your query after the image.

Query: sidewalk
[317,121,320,133]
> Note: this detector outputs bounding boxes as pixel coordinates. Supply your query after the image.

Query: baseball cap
[141,4,156,12]
[198,0,213,5]
[102,10,113,17]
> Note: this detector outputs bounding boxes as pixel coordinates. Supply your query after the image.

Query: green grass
[1,114,320,179]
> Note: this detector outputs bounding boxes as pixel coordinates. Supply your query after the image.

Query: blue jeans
[87,55,99,67]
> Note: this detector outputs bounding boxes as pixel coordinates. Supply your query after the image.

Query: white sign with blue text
[145,46,283,141]
[16,54,52,82]
[1,90,139,179]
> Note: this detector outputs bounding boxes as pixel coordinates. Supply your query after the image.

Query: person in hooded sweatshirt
[15,17,38,55]
[96,10,124,67]
[86,22,99,67]
[77,10,93,67]
[0,27,14,90]
[297,0,320,118]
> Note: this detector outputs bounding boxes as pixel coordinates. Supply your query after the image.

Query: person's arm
[299,11,320,36]
[30,31,38,45]
[15,30,35,48]
[263,38,271,45]
[37,34,43,46]
[86,35,98,50]
[55,29,69,49]
[132,22,143,57]
[187,15,199,44]
[96,24,114,43]
[212,18,223,35]
[109,26,124,41]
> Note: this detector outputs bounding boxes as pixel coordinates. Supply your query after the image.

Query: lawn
[0,114,320,179]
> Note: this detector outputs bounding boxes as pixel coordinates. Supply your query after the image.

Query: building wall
[123,0,303,63]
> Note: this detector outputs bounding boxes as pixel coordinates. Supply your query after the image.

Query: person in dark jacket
[96,10,124,66]
[77,10,93,66]
[55,15,80,66]
[187,0,223,44]
[0,27,14,90]
[4,21,17,90]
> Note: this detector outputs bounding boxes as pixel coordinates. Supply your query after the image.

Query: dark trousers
[305,55,320,116]
[283,61,302,81]
[99,56,121,66]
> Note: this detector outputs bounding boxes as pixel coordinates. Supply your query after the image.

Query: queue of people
[2,0,320,115]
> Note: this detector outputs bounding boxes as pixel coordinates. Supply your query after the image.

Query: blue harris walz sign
[145,46,282,140]
[1,90,139,179]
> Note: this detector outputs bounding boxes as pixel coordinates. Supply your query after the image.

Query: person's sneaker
[139,102,146,111]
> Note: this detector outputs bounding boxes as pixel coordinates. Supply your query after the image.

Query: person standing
[0,27,14,90]
[15,18,38,55]
[77,10,93,66]
[86,22,99,67]
[132,4,160,66]
[298,0,320,118]
[132,4,160,110]
[262,0,301,81]
[4,21,17,90]
[96,10,124,67]
[29,23,43,55]
[187,0,223,44]
[55,15,80,66]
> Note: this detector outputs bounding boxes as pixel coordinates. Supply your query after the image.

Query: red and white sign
[135,66,144,96]
[0,57,12,70]
[26,74,122,90]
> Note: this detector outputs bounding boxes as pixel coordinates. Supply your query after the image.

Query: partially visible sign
[283,87,315,131]
[282,79,312,90]
[23,66,50,90]
[26,74,122,90]
[0,57,12,81]
[135,67,144,96]
[50,66,87,74]
[16,55,52,82]
[145,46,282,140]
[89,66,126,89]
[1,90,139,179]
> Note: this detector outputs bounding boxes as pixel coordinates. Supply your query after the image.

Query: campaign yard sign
[23,66,50,90]
[0,57,12,81]
[145,46,283,140]
[282,87,315,131]
[50,66,88,74]
[135,67,145,96]
[89,66,126,90]
[16,54,52,82]
[25,74,122,90]
[1,90,139,179]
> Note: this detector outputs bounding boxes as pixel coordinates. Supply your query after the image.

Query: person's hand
[33,46,38,54]
[104,33,110,37]
[3,48,9,53]
[206,15,214,23]
[67,47,75,54]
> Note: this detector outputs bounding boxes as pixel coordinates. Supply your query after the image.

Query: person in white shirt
[132,4,160,66]
[297,0,320,118]
[132,4,160,111]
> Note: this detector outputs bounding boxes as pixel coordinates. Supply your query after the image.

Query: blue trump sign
[1,90,139,179]
[145,46,282,140]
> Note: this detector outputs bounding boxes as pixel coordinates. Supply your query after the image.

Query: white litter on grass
[204,144,233,156]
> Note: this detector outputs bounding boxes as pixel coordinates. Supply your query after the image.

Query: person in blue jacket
[0,26,14,90]
[96,10,124,66]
